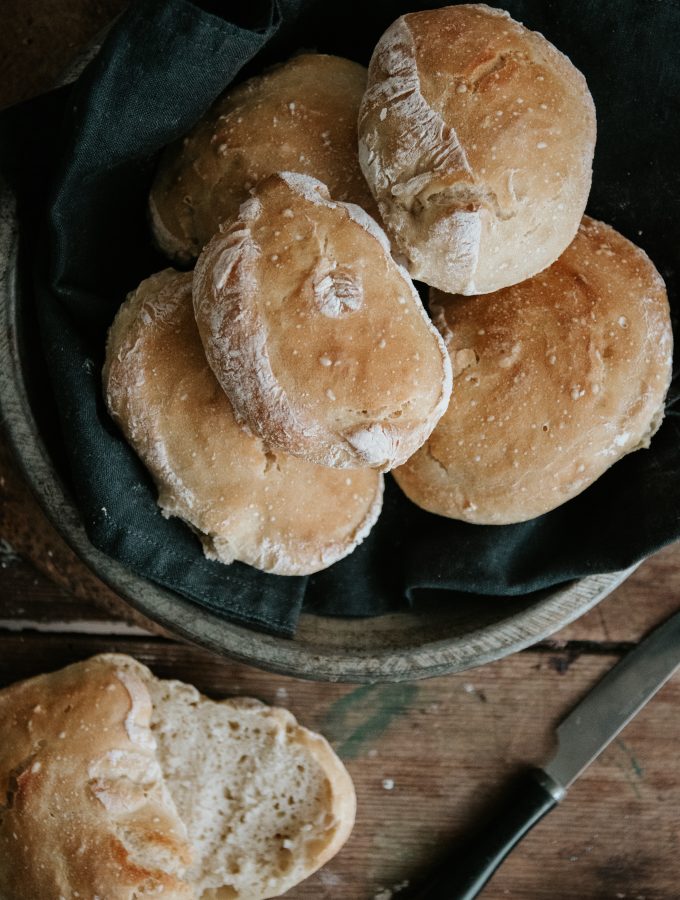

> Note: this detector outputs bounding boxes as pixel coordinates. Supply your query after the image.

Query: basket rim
[0,173,634,684]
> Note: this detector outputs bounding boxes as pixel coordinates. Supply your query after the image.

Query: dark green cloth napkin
[7,0,680,635]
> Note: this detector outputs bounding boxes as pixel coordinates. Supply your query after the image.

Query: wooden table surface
[3,428,680,900]
[3,4,680,898]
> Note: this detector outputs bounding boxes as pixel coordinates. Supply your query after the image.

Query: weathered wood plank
[0,635,678,899]
[2,4,679,897]
[0,554,149,633]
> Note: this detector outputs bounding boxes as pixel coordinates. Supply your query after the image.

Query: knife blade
[544,606,680,791]
[406,605,680,900]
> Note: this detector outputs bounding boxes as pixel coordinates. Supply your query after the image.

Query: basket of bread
[0,0,677,680]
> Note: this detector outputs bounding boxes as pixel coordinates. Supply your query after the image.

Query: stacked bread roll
[105,5,672,577]
[107,52,452,576]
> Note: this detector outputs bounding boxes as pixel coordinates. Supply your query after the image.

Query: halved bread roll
[0,654,194,900]
[393,217,673,523]
[0,654,357,900]
[193,172,452,472]
[103,268,383,575]
[144,669,356,899]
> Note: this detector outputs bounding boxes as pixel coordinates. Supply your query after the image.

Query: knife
[406,606,680,900]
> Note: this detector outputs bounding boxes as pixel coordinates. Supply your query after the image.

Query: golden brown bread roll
[358,3,596,294]
[0,655,194,899]
[103,269,383,574]
[150,53,379,263]
[0,654,357,899]
[192,172,453,472]
[393,217,673,523]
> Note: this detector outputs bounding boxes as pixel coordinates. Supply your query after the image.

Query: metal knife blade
[543,605,680,794]
[409,604,680,900]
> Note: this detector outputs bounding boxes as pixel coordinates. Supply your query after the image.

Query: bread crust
[0,654,357,899]
[103,268,383,575]
[150,53,379,263]
[0,656,194,900]
[358,4,596,294]
[393,217,673,523]
[193,172,452,471]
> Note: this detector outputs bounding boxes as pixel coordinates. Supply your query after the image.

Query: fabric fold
[0,0,676,636]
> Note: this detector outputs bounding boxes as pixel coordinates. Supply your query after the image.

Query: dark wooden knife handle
[406,769,563,900]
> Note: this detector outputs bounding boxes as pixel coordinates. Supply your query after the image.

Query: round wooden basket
[0,174,634,682]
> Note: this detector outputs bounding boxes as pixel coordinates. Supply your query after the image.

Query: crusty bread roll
[358,4,596,295]
[103,268,383,575]
[0,654,356,900]
[193,172,452,472]
[393,217,673,524]
[150,53,379,263]
[0,655,194,899]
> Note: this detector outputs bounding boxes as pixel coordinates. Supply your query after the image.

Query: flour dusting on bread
[0,655,356,900]
[193,172,452,471]
[393,216,672,523]
[104,268,384,575]
[359,16,480,292]
[359,5,596,294]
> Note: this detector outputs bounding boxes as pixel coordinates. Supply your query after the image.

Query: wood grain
[0,634,678,899]
[3,466,678,898]
[2,5,680,894]
[0,438,172,633]
[2,379,680,896]
[556,543,680,645]
[2,430,680,647]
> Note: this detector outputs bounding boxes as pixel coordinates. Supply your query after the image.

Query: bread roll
[0,655,194,899]
[139,660,356,899]
[150,53,379,263]
[0,654,357,900]
[393,217,673,524]
[103,268,383,575]
[193,172,452,472]
[358,4,596,294]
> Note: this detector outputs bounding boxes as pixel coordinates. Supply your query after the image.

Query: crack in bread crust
[105,268,385,575]
[359,16,481,293]
[193,172,452,473]
[359,6,597,295]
